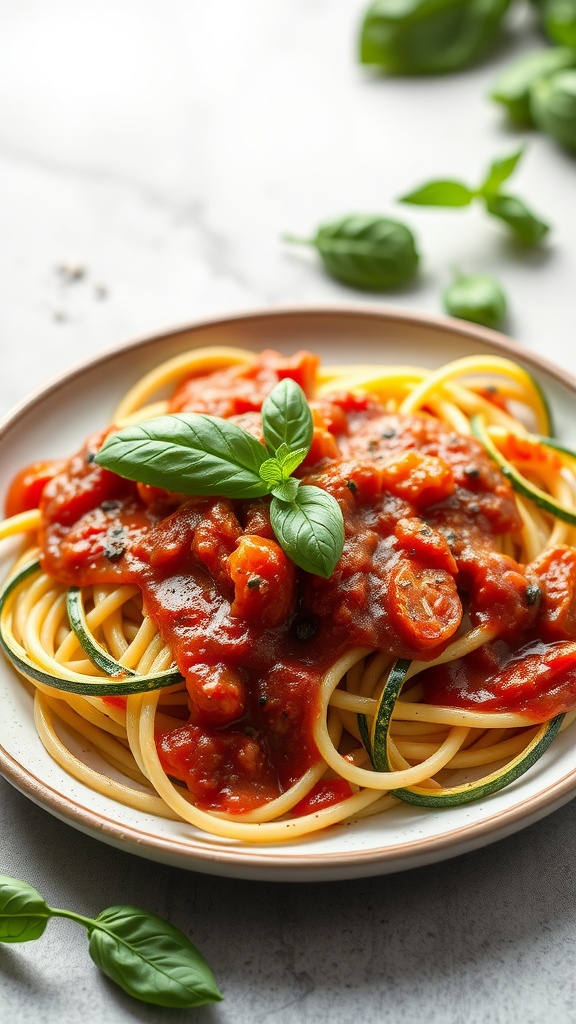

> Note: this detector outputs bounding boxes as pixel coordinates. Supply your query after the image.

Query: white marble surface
[2,2,576,1022]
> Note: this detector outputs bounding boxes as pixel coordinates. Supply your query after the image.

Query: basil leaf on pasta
[270,486,345,578]
[261,378,314,456]
[96,414,270,499]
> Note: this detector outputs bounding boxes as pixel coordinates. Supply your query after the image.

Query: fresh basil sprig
[400,147,550,246]
[96,378,345,579]
[0,874,222,1009]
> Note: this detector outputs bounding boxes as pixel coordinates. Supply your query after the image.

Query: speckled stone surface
[2,2,576,1021]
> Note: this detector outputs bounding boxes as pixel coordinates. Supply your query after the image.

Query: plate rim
[2,302,576,881]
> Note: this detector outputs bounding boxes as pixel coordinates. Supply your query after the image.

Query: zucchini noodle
[2,345,576,843]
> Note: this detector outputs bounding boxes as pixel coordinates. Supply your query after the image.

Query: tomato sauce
[21,349,576,812]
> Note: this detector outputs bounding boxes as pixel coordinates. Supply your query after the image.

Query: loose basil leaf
[490,46,576,125]
[535,0,576,46]
[271,477,300,503]
[285,215,419,291]
[443,272,507,329]
[88,906,222,1009]
[484,192,550,245]
[531,68,576,151]
[359,0,511,75]
[96,414,269,499]
[400,180,475,207]
[0,875,51,943]
[479,148,524,196]
[261,378,314,456]
[270,486,345,579]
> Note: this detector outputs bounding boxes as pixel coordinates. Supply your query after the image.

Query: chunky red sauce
[13,350,576,812]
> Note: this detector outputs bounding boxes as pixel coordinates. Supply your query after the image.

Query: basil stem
[0,875,222,1009]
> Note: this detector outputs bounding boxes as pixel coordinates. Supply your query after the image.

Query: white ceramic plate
[2,305,576,882]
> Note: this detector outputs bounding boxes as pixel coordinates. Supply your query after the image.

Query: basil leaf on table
[261,377,313,455]
[533,0,576,46]
[484,193,550,245]
[490,47,576,125]
[359,0,511,75]
[89,905,222,1009]
[443,272,508,329]
[271,486,345,579]
[96,414,270,499]
[0,875,51,942]
[0,875,222,1009]
[530,69,576,151]
[400,181,475,207]
[284,215,419,291]
[400,148,551,247]
[478,148,525,195]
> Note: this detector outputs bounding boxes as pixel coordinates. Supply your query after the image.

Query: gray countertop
[2,2,576,1021]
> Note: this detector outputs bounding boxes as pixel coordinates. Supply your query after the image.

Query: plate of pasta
[2,305,576,882]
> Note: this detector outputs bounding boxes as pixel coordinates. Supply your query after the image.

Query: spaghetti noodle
[2,345,576,843]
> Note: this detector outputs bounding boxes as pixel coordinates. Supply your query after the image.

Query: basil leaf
[271,477,300,503]
[96,414,269,499]
[88,906,222,1009]
[276,444,309,477]
[484,192,550,245]
[359,0,510,75]
[479,147,524,195]
[490,47,576,125]
[259,458,283,487]
[400,181,475,207]
[270,486,345,578]
[443,272,507,329]
[530,69,576,152]
[0,875,51,943]
[261,378,314,456]
[285,215,419,291]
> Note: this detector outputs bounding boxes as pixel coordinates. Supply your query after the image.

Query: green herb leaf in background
[96,381,345,579]
[284,215,419,291]
[484,193,550,245]
[270,486,345,578]
[533,0,576,47]
[530,68,576,150]
[359,0,511,75]
[0,875,222,1009]
[443,271,508,329]
[400,181,475,207]
[479,147,525,195]
[400,148,551,246]
[490,46,576,125]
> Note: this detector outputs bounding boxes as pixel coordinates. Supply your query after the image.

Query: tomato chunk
[292,778,354,816]
[228,535,296,627]
[5,459,66,517]
[387,559,462,651]
[380,451,455,508]
[423,639,576,722]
